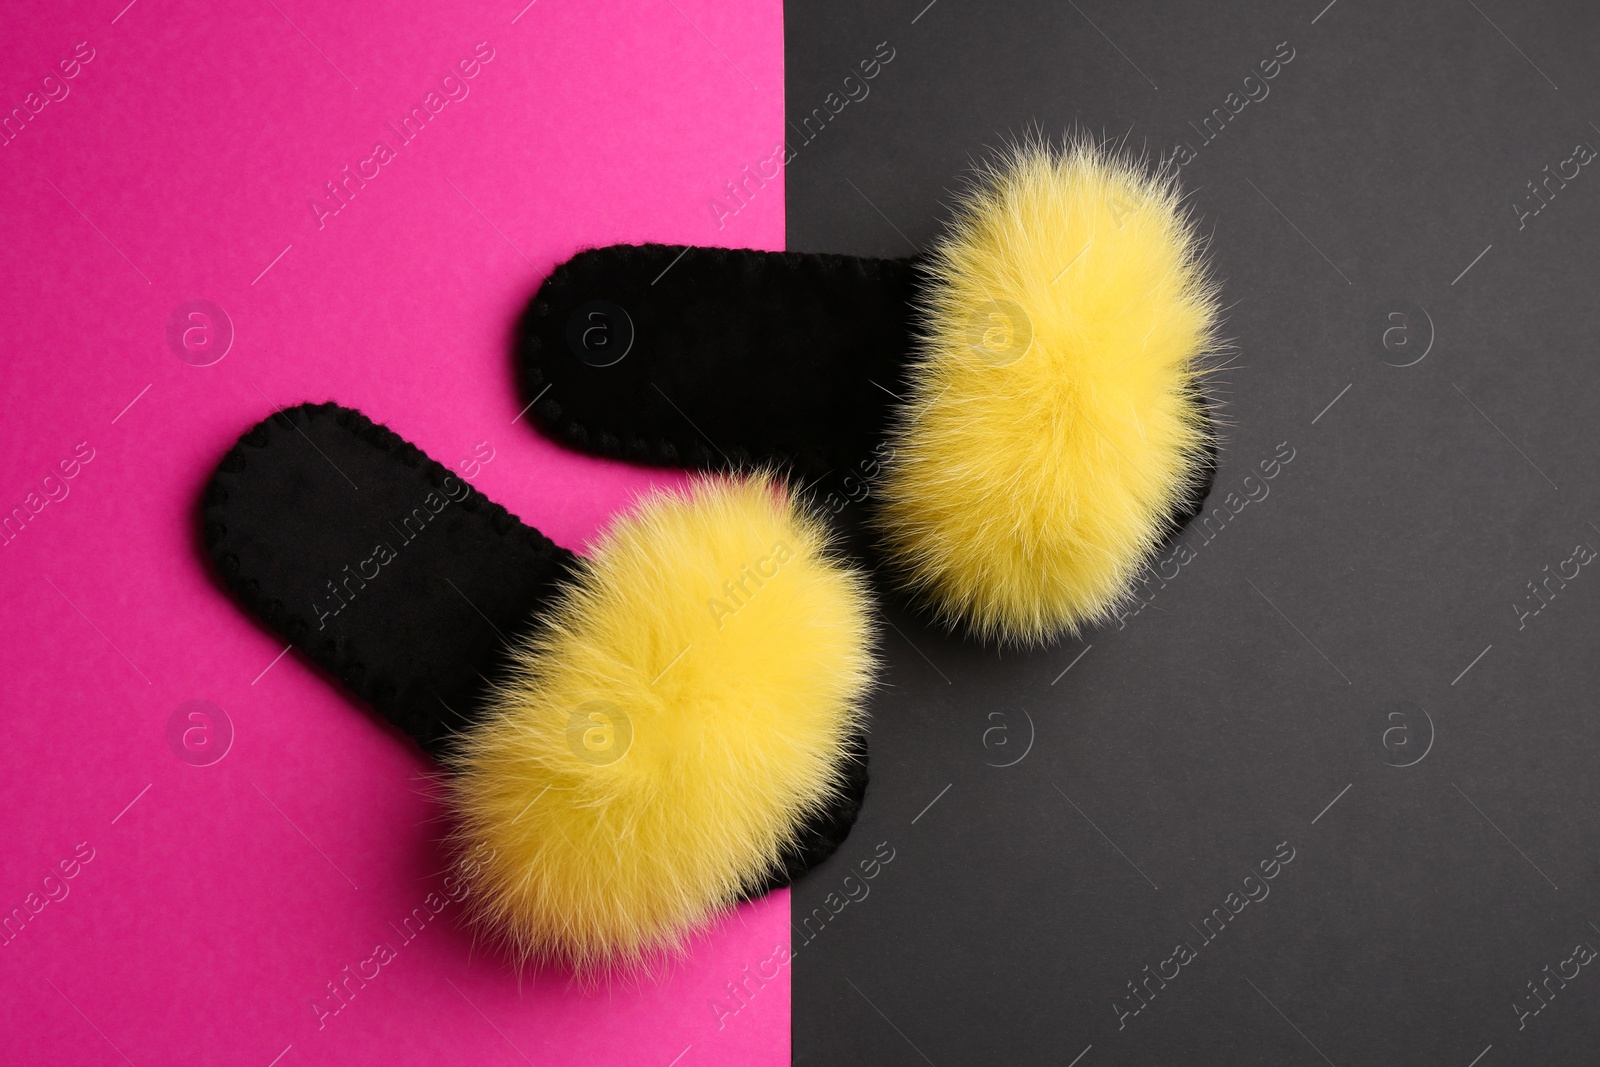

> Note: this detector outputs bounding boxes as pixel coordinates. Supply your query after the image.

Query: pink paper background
[0,1,790,1063]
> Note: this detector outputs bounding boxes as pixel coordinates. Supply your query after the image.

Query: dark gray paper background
[783,1,1600,1064]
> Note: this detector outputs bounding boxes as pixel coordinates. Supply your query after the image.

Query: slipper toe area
[449,473,876,969]
[878,140,1220,645]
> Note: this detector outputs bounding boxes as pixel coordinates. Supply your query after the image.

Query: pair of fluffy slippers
[202,140,1219,970]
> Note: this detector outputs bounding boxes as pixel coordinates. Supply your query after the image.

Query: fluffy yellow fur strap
[449,474,874,969]
[878,139,1220,644]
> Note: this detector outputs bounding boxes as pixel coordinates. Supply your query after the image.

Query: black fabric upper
[200,401,868,891]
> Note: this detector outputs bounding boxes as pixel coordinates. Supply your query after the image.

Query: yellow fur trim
[877,139,1219,644]
[449,474,873,968]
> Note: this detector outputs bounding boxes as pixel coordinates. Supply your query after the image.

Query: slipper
[519,139,1222,644]
[201,401,875,967]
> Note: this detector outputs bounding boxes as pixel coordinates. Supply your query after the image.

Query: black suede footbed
[519,244,921,483]
[201,401,868,895]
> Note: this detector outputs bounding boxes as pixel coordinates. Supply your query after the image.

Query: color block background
[0,1,789,1064]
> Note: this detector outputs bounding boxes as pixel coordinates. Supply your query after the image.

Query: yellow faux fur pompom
[449,474,873,969]
[877,139,1219,644]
